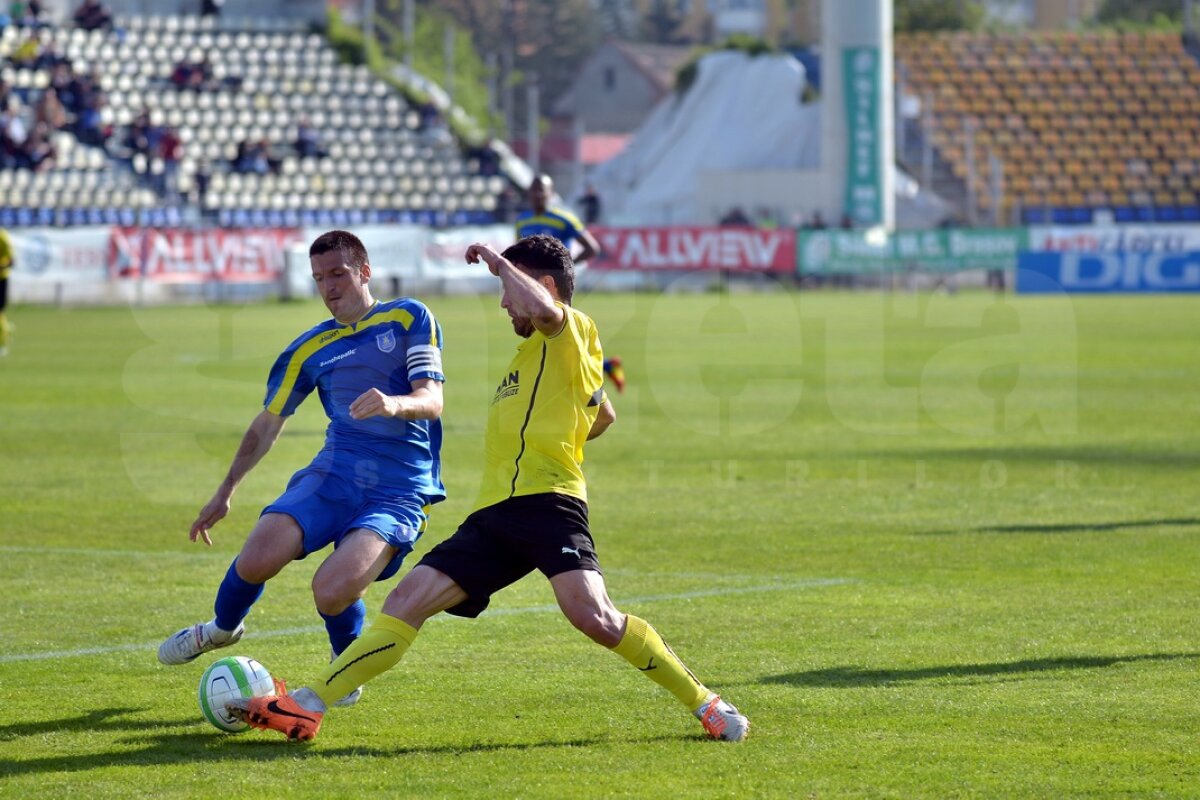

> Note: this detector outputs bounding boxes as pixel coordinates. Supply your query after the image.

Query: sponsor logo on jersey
[492,370,520,404]
[318,348,357,367]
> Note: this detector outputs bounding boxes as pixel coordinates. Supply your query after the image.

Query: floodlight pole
[964,115,977,225]
[922,91,934,191]
[444,23,455,102]
[990,148,1003,226]
[527,73,540,173]
[403,0,414,71]
[363,0,375,56]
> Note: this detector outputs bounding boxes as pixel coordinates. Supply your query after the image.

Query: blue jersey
[515,207,586,248]
[263,298,446,503]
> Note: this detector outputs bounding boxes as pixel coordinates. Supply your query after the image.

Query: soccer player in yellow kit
[0,227,13,357]
[232,235,748,743]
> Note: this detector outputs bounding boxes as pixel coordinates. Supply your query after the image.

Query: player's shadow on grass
[0,724,692,778]
[920,517,1200,535]
[877,445,1200,470]
[0,707,170,742]
[762,652,1200,688]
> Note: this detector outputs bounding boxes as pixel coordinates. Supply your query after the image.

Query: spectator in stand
[200,0,224,17]
[192,159,212,206]
[234,138,275,175]
[578,184,601,225]
[233,138,251,172]
[34,86,67,131]
[807,210,827,230]
[74,96,106,146]
[719,207,751,226]
[32,43,67,71]
[122,107,153,157]
[73,0,113,31]
[1,98,27,168]
[157,125,182,196]
[22,121,56,171]
[839,212,854,230]
[294,117,327,159]
[11,0,46,28]
[258,137,279,174]
[49,63,76,109]
[8,33,42,68]
[0,77,11,113]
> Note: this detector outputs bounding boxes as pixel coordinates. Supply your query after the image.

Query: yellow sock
[0,311,9,348]
[313,613,418,707]
[611,615,710,711]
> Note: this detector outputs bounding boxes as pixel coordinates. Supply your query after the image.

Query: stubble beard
[511,316,534,338]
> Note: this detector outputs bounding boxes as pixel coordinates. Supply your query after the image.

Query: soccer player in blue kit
[158,230,445,708]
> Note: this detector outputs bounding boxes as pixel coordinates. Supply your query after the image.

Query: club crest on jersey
[375,329,396,353]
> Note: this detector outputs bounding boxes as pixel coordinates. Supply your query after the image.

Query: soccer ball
[197,655,275,733]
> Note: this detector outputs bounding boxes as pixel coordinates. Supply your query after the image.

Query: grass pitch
[1,289,1198,798]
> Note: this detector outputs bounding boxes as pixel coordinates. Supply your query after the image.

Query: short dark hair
[309,230,368,270]
[502,234,575,303]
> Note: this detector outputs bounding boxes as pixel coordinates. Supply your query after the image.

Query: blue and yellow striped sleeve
[263,333,320,416]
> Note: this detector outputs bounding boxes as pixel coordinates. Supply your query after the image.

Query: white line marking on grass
[0,545,231,560]
[0,578,852,664]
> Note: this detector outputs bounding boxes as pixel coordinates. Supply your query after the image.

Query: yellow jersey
[0,229,13,280]
[474,303,607,511]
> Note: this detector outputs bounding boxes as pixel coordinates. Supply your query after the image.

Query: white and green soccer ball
[198,655,275,733]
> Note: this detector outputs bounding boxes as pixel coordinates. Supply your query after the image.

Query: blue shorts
[262,467,431,582]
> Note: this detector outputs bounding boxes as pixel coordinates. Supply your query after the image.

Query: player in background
[516,174,625,393]
[158,230,446,710]
[230,235,748,743]
[0,226,14,357]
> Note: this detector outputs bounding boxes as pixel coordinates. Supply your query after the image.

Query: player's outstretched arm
[575,227,601,264]
[349,378,444,421]
[465,242,564,335]
[190,409,287,545]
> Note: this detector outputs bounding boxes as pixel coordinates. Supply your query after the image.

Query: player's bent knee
[311,573,364,615]
[566,607,623,647]
[234,552,280,584]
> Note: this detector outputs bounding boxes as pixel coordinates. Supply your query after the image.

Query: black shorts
[418,493,601,618]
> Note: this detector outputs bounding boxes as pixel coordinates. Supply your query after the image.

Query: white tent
[589,50,820,225]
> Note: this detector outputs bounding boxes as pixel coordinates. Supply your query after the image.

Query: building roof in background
[610,40,695,94]
[581,133,631,165]
[553,39,694,118]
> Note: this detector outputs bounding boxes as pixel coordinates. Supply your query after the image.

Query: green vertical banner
[843,47,882,227]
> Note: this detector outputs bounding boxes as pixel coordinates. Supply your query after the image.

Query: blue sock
[213,558,264,632]
[322,599,366,656]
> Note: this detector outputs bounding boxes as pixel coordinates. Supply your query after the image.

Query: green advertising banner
[843,47,882,227]
[798,228,1029,274]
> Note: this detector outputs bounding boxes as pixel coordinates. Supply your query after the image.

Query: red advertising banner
[107,227,304,281]
[590,226,796,273]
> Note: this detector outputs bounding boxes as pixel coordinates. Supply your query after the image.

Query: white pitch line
[0,545,232,560]
[0,578,852,664]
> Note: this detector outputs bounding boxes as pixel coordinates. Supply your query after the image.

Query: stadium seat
[897,30,1200,223]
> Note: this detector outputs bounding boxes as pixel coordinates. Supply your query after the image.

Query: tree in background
[640,0,691,43]
[398,0,601,139]
[1096,0,1181,27]
[894,0,985,32]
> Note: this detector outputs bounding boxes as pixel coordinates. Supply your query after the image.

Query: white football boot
[695,694,750,742]
[157,620,244,665]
